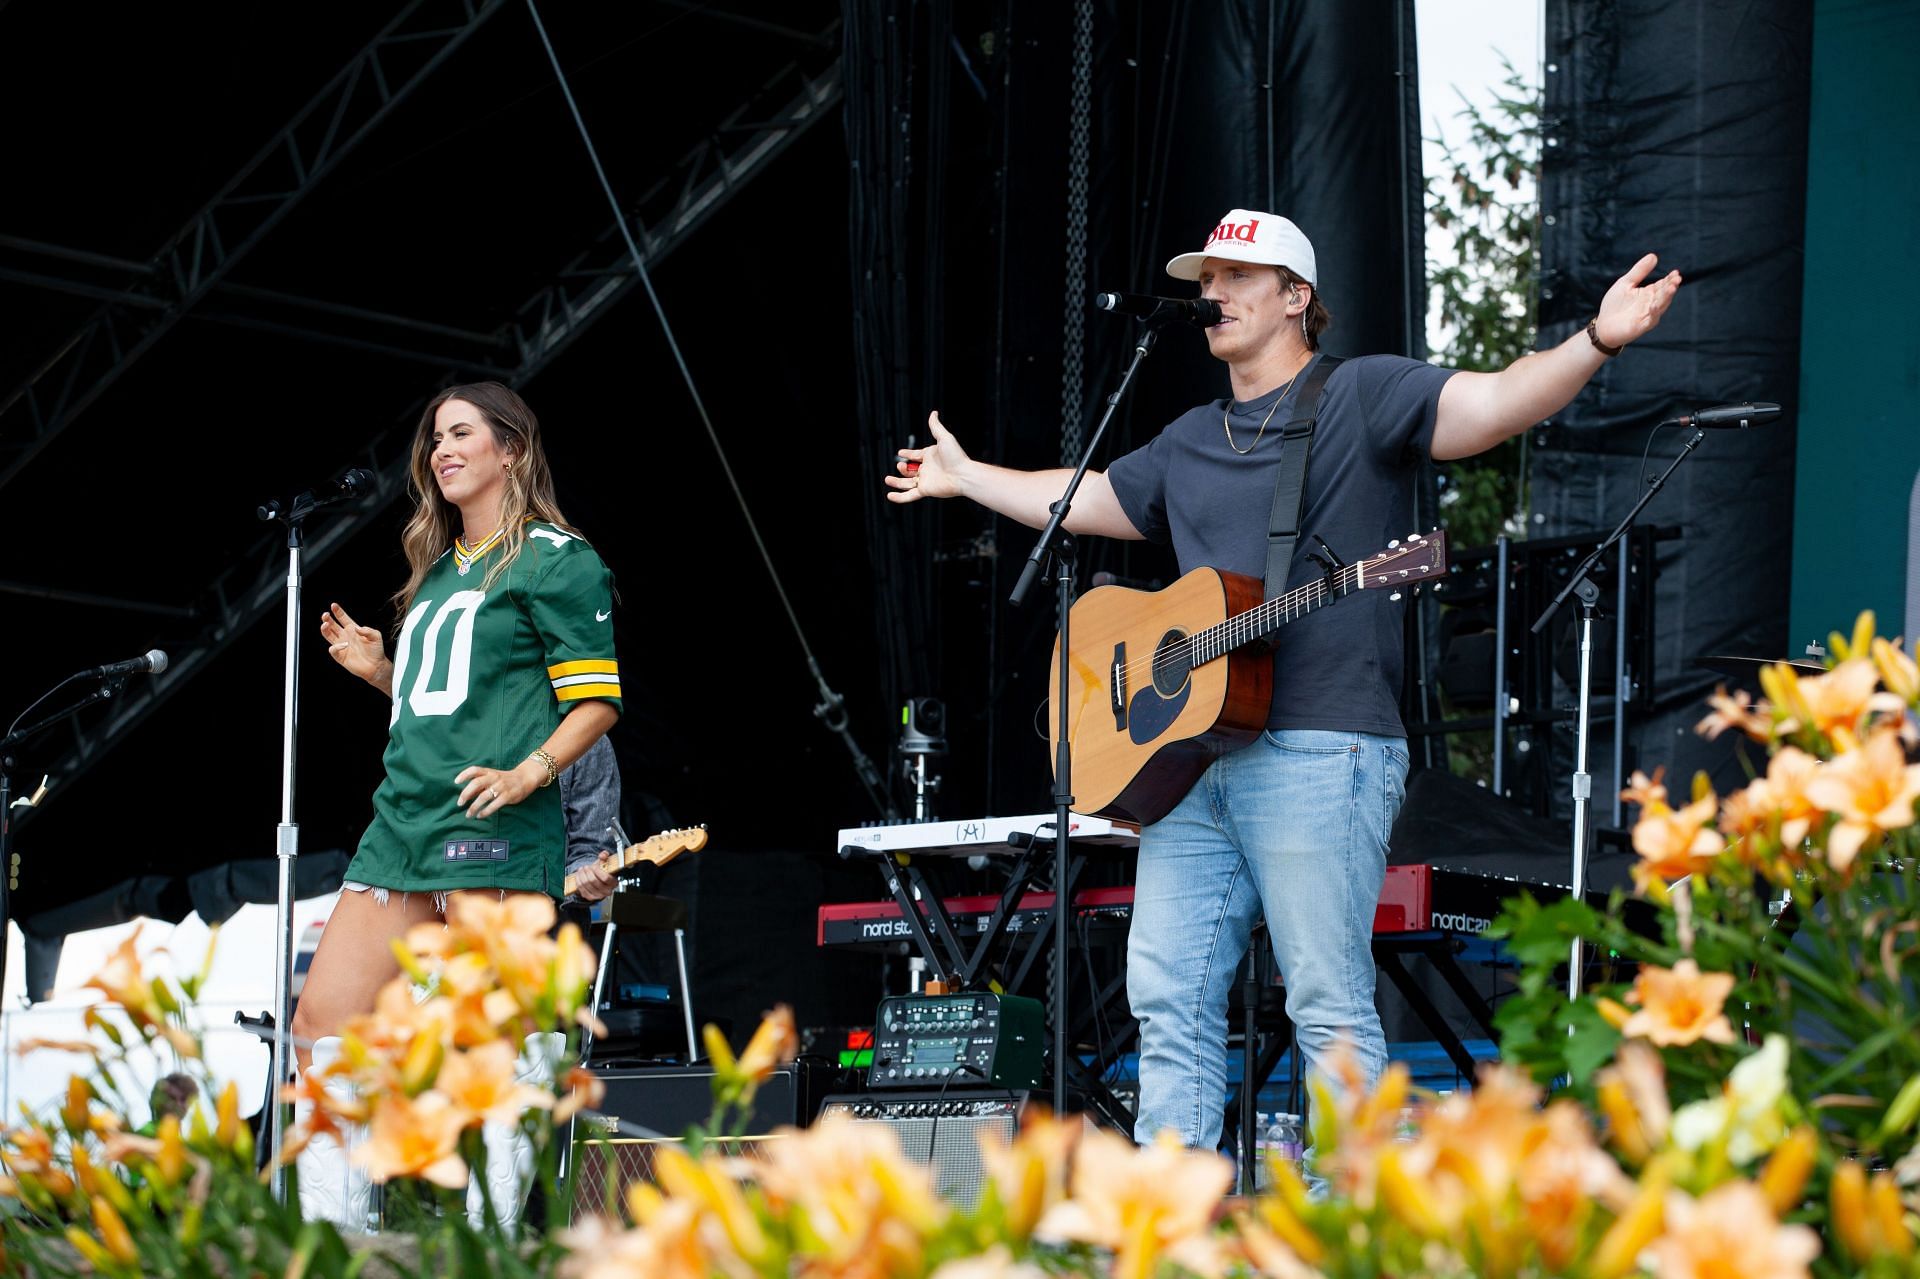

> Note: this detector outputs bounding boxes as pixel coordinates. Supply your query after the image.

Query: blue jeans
[1126,728,1408,1148]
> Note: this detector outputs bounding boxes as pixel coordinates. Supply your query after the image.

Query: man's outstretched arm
[1431,253,1683,462]
[886,410,1146,540]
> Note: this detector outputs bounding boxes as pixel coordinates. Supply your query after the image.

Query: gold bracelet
[531,748,559,787]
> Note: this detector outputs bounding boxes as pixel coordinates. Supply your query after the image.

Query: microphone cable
[524,0,894,819]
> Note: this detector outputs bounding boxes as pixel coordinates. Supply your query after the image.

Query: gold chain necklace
[453,526,506,576]
[1223,368,1303,454]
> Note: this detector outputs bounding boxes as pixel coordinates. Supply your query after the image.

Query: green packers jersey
[344,522,622,896]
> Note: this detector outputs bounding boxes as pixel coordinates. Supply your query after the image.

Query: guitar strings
[1105,559,1369,689]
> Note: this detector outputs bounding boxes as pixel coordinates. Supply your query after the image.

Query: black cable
[926,1061,991,1165]
[3,671,89,746]
[1637,420,1684,488]
[524,0,892,818]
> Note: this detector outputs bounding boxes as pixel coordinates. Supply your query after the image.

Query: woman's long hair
[391,382,578,618]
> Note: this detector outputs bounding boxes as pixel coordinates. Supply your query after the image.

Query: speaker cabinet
[817,1091,1026,1203]
[583,1061,825,1136]
[567,1061,828,1223]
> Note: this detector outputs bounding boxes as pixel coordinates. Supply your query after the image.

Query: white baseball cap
[1165,208,1317,286]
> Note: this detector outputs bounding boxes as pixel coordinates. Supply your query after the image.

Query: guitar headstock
[1356,530,1449,595]
[628,824,710,870]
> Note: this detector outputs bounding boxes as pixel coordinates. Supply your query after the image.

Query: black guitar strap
[1263,353,1345,601]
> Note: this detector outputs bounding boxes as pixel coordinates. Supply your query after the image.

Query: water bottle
[1252,1112,1304,1190]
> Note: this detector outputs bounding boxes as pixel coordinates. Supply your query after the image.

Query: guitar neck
[1185,561,1365,669]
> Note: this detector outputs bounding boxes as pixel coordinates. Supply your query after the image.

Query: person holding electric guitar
[887,209,1681,1151]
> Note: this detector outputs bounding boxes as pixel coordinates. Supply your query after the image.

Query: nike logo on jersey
[529,528,576,548]
[596,609,612,622]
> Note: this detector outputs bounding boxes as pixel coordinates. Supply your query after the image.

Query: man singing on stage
[886,208,1681,1148]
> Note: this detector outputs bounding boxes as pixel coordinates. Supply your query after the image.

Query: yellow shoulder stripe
[548,659,620,678]
[556,683,623,702]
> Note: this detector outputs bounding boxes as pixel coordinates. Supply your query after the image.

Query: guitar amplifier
[568,1060,830,1223]
[816,1090,1026,1203]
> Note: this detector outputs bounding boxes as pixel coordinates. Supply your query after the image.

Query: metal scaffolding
[0,0,507,493]
[16,52,844,815]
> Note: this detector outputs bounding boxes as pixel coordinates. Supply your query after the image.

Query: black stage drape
[1534,0,1811,803]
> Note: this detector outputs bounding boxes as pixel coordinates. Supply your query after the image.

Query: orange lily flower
[1781,657,1879,747]
[436,1040,555,1128]
[1696,686,1772,742]
[1621,959,1736,1047]
[755,1113,947,1269]
[1621,768,1670,811]
[1034,1127,1234,1279]
[1648,1182,1819,1279]
[553,1065,606,1124]
[353,1092,468,1188]
[979,1107,1080,1240]
[556,1205,712,1279]
[1804,728,1920,871]
[1630,792,1725,889]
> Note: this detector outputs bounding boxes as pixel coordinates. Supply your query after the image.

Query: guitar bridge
[1109,642,1127,731]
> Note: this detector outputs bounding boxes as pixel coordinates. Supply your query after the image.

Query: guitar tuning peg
[1389,591,1404,601]
[1387,539,1400,549]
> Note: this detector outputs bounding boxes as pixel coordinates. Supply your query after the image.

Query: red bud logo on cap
[1166,208,1317,285]
[1206,219,1261,246]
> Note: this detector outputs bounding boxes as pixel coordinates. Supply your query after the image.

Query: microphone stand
[0,676,129,1005]
[1530,423,1705,1002]
[256,479,366,1202]
[1011,314,1169,1114]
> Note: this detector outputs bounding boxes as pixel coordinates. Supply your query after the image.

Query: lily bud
[1758,1126,1817,1215]
[1831,1159,1874,1263]
[91,1194,139,1265]
[1870,1170,1914,1259]
[1589,1173,1666,1279]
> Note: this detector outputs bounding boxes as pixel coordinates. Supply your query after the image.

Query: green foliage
[1427,62,1542,549]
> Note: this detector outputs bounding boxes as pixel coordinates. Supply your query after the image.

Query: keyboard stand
[1372,932,1499,1079]
[837,835,1087,993]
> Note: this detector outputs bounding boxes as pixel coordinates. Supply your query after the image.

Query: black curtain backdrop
[1534,0,1811,804]
[967,0,1427,815]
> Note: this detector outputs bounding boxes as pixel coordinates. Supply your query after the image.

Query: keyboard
[837,812,1140,859]
[817,865,1464,949]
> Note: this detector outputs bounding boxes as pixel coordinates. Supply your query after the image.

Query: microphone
[257,467,378,522]
[87,649,168,680]
[1670,402,1781,429]
[1092,292,1223,328]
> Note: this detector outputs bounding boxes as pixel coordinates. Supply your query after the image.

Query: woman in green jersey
[297,380,620,1058]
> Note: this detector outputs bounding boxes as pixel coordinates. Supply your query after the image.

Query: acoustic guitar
[562,825,708,897]
[1048,532,1447,825]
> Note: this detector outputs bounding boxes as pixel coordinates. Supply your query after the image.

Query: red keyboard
[818,865,1453,949]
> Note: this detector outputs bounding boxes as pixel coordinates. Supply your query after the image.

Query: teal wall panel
[1791,0,1920,647]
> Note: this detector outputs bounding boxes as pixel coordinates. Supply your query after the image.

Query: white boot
[467,1032,566,1231]
[295,1037,373,1232]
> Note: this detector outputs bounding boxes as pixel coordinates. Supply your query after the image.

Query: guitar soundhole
[1151,629,1189,697]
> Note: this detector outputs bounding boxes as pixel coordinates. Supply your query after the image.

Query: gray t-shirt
[1105,353,1456,737]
